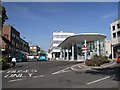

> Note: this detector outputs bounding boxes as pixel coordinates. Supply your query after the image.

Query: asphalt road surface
[2,60,120,89]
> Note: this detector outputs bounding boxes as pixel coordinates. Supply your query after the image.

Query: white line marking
[71,64,91,71]
[52,71,61,75]
[9,79,23,83]
[71,64,81,70]
[33,75,44,78]
[52,67,71,75]
[62,70,71,73]
[62,67,70,71]
[52,70,71,75]
[87,76,110,85]
[78,65,81,68]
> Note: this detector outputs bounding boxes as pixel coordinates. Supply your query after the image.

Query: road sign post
[82,40,87,65]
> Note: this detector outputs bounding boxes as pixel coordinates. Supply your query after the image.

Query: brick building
[1,24,29,57]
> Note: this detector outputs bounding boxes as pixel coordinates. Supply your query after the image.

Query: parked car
[117,56,120,63]
[27,56,34,60]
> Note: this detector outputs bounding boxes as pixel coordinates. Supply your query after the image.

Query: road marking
[33,75,44,78]
[71,64,80,70]
[61,70,71,73]
[78,65,81,68]
[87,76,110,85]
[9,79,23,83]
[52,70,71,75]
[71,64,91,71]
[4,73,27,78]
[52,70,62,75]
[62,67,70,71]
[6,69,37,73]
[4,74,10,78]
[52,67,71,75]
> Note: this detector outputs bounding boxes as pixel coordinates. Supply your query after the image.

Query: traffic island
[71,55,116,71]
[85,55,111,67]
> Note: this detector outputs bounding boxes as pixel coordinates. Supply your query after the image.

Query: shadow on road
[85,63,120,81]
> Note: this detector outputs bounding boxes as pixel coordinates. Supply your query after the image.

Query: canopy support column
[72,44,74,60]
[67,47,69,60]
[84,40,87,65]
[97,40,100,56]
[63,49,66,60]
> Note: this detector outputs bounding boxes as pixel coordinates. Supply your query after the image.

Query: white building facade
[110,18,120,59]
[105,40,111,57]
[49,31,75,60]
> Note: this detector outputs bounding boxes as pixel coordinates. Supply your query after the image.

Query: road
[2,60,120,89]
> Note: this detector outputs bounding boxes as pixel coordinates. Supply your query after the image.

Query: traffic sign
[82,45,87,51]
[82,50,87,52]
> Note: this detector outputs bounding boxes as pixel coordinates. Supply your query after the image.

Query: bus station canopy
[58,33,106,48]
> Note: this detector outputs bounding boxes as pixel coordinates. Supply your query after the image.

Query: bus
[38,51,47,61]
[14,52,28,62]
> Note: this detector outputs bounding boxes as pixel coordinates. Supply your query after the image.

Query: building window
[53,47,60,49]
[12,33,13,37]
[53,41,62,44]
[30,47,32,49]
[33,47,36,49]
[112,26,115,30]
[117,24,120,29]
[117,31,120,37]
[16,36,19,40]
[12,40,14,45]
[53,35,58,38]
[113,33,116,38]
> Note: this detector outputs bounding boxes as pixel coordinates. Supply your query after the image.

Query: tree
[2,6,8,27]
[0,2,8,28]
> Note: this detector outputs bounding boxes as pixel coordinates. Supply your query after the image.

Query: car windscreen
[40,54,45,56]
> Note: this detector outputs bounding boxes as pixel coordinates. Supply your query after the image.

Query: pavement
[71,60,116,71]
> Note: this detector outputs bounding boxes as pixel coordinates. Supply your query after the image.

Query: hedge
[85,55,110,66]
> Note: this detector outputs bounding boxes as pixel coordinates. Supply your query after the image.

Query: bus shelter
[58,33,106,61]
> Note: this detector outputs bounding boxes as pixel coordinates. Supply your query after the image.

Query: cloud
[102,11,117,19]
[12,6,33,18]
[8,5,44,21]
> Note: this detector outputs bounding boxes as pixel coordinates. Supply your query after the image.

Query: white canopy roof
[58,33,106,48]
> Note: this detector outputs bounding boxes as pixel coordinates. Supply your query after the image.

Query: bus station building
[58,33,107,61]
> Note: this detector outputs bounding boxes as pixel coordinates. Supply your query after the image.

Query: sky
[3,2,118,51]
